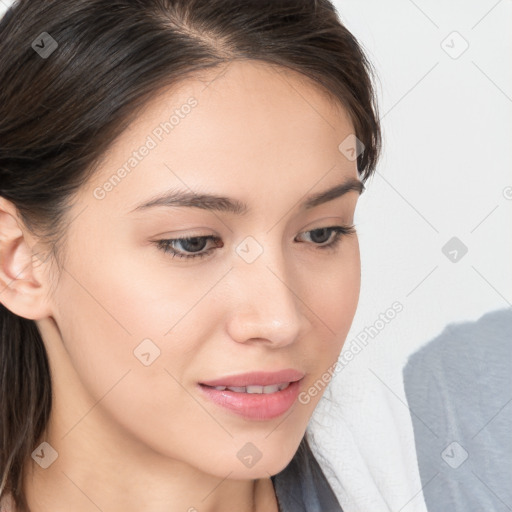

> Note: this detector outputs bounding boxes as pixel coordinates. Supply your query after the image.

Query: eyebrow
[129,177,364,215]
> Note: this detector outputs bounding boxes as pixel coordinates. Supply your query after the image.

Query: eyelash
[154,225,356,261]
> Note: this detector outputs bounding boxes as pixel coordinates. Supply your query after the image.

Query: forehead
[80,59,358,213]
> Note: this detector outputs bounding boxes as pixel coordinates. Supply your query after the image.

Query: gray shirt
[404,308,512,512]
[272,440,343,512]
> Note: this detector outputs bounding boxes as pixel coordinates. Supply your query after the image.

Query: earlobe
[0,197,53,321]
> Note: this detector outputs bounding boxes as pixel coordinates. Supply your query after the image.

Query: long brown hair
[0,1,381,509]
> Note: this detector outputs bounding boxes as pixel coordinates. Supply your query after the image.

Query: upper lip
[200,369,305,387]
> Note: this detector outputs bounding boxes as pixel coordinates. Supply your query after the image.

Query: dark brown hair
[0,0,381,509]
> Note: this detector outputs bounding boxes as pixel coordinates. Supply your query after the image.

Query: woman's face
[36,59,362,479]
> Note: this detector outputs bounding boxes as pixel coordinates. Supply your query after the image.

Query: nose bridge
[226,234,306,346]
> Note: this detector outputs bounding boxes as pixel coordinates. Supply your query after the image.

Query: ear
[0,197,54,320]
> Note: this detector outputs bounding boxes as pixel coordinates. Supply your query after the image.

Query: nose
[225,241,308,348]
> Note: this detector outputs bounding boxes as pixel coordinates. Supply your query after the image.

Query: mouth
[197,378,303,421]
[198,368,305,388]
[199,382,292,394]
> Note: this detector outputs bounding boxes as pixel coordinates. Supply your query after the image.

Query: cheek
[298,239,360,397]
[307,237,361,342]
[50,235,241,440]
[51,264,217,463]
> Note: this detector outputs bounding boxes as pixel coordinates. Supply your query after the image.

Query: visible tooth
[215,382,291,394]
[226,386,246,392]
[246,385,264,394]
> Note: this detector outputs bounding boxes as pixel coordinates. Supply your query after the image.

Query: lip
[198,378,303,420]
[199,368,305,387]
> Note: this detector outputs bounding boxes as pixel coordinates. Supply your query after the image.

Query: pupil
[184,237,206,252]
[312,228,329,243]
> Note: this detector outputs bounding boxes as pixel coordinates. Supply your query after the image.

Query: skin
[0,59,361,511]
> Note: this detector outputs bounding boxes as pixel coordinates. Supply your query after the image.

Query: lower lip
[197,380,302,421]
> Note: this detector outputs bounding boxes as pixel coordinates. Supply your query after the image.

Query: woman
[0,1,381,510]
